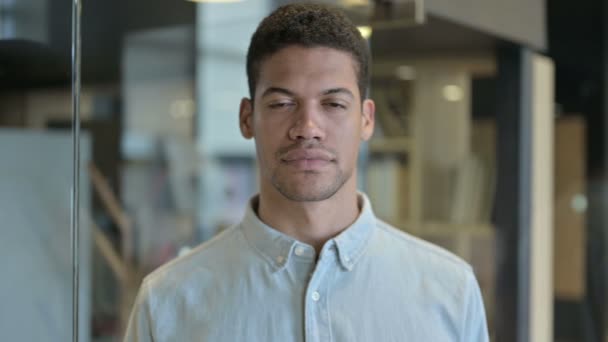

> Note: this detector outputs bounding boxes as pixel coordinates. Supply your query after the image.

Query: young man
[125,3,489,341]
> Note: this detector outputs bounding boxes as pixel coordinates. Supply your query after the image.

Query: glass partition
[0,0,90,341]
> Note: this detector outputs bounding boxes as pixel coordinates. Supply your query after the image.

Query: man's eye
[269,102,294,109]
[324,102,347,110]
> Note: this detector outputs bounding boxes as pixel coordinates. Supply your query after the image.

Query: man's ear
[360,99,375,141]
[239,98,254,139]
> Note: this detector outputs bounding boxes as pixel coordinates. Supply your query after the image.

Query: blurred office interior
[0,0,606,341]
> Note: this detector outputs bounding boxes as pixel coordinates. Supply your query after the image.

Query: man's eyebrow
[260,87,295,98]
[321,88,354,99]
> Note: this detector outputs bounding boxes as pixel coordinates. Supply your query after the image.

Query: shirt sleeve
[123,279,154,342]
[462,269,490,342]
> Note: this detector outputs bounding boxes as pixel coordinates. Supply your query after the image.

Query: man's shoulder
[370,219,478,311]
[371,220,488,340]
[373,219,473,276]
[142,224,245,292]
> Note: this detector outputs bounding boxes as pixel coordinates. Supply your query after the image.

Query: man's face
[240,46,375,202]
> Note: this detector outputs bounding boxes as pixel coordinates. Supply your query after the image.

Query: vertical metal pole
[70,0,82,341]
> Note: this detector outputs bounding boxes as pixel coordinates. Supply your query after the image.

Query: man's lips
[280,148,335,163]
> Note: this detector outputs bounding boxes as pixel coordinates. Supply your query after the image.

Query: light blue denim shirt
[125,193,489,341]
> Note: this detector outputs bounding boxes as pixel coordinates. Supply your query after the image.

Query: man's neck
[257,183,360,253]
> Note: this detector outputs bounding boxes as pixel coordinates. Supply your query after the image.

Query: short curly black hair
[246,3,370,101]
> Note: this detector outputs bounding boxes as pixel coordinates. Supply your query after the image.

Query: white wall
[196,1,272,157]
[0,130,91,342]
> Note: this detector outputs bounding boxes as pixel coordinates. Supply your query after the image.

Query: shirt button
[311,291,320,301]
[294,246,305,256]
[276,255,285,264]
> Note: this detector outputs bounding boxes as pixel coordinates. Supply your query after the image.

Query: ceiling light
[442,85,464,102]
[357,26,372,39]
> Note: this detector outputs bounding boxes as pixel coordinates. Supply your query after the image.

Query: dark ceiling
[0,0,605,95]
[371,15,497,59]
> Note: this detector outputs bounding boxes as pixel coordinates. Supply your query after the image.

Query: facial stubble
[270,152,352,202]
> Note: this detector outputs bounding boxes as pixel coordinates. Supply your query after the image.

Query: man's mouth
[280,148,335,169]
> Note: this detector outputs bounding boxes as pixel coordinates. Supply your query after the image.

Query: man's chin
[274,183,340,202]
[270,168,350,202]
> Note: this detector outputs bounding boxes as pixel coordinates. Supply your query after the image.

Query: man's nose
[288,104,326,141]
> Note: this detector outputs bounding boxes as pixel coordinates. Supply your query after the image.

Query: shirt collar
[333,193,376,270]
[240,192,377,272]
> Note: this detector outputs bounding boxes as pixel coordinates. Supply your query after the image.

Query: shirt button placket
[304,251,333,342]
